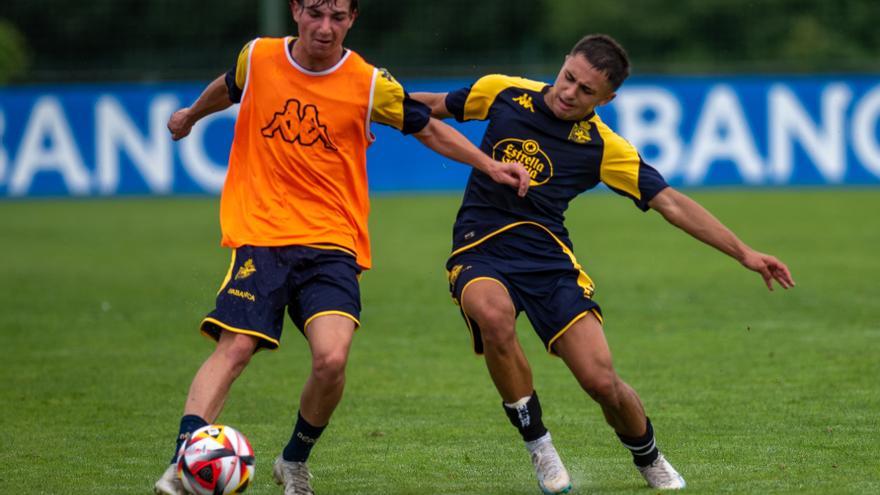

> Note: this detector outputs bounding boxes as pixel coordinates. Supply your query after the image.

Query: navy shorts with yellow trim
[201,245,361,350]
[446,226,602,355]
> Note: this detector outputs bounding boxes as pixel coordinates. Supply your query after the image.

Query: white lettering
[179,107,236,193]
[9,97,89,196]
[615,87,684,179]
[769,84,850,183]
[96,95,177,194]
[685,85,764,185]
[852,85,880,178]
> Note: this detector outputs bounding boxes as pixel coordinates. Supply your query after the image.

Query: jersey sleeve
[370,68,430,135]
[445,74,547,122]
[445,85,474,122]
[226,40,257,103]
[225,40,255,103]
[595,119,669,211]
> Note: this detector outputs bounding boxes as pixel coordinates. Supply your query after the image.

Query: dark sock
[502,391,549,442]
[617,417,660,467]
[282,411,327,462]
[171,414,208,464]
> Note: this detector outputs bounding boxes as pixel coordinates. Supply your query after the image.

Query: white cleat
[273,456,315,495]
[637,453,686,489]
[154,463,185,495]
[529,439,572,494]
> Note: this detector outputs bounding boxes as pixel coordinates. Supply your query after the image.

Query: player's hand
[486,160,530,197]
[740,250,795,291]
[167,108,195,141]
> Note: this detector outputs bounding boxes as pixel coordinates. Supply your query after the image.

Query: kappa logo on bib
[261,98,337,150]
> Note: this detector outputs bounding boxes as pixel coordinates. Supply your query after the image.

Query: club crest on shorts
[235,259,256,280]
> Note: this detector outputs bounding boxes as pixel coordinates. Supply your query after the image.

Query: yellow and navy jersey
[446,74,669,254]
[225,39,429,134]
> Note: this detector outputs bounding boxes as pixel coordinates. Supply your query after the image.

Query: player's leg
[184,330,260,421]
[553,312,644,434]
[293,314,356,455]
[274,247,361,494]
[274,316,355,495]
[553,313,685,489]
[154,331,260,495]
[156,246,288,495]
[460,279,571,494]
[462,279,532,401]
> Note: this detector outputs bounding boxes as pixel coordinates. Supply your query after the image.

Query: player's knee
[582,374,621,407]
[471,303,516,342]
[477,311,517,348]
[218,333,257,370]
[311,351,348,385]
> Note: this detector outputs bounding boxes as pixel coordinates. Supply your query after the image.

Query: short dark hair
[291,0,359,14]
[570,34,630,91]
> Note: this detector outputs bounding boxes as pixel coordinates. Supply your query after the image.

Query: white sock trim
[504,395,531,409]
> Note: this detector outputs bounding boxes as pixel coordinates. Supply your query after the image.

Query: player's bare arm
[167,74,234,141]
[410,92,453,119]
[648,187,795,291]
[413,118,530,197]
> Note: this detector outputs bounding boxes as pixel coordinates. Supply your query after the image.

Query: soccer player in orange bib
[154,1,529,494]
[413,34,795,493]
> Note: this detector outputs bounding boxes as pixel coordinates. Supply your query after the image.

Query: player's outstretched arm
[648,187,795,291]
[413,118,529,197]
[167,74,234,141]
[410,92,453,119]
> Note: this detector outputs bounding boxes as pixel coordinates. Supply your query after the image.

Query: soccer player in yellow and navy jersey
[154,1,530,494]
[413,34,795,493]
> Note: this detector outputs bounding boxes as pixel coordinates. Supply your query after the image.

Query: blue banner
[1,76,879,198]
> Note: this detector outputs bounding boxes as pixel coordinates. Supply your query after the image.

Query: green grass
[1,189,878,494]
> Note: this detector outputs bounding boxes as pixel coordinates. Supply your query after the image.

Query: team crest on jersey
[512,93,535,113]
[261,98,337,150]
[377,67,397,83]
[493,138,553,186]
[568,120,592,143]
[235,259,256,280]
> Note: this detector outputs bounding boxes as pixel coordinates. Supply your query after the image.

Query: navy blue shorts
[200,245,361,350]
[446,226,602,355]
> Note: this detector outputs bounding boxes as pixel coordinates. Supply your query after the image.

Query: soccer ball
[177,424,255,495]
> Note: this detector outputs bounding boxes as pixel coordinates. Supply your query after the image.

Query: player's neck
[290,39,345,72]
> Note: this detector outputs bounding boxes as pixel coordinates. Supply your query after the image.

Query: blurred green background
[2,0,879,83]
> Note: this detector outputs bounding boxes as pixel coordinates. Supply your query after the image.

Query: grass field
[1,189,878,494]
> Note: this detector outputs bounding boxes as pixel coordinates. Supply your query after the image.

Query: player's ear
[346,0,359,23]
[601,92,617,106]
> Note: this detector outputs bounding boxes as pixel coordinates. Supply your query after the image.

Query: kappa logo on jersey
[512,93,535,112]
[235,259,256,280]
[568,120,592,143]
[261,98,338,150]
[493,138,553,186]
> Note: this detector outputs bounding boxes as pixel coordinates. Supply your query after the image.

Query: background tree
[1,0,877,82]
